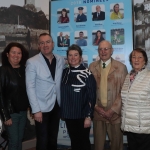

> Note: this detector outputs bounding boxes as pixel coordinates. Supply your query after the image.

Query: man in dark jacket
[92,5,105,21]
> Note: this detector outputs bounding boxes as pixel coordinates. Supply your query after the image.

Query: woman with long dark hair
[0,42,29,150]
[93,30,105,45]
[58,8,69,23]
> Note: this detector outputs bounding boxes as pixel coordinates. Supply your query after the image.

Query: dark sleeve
[67,16,69,22]
[92,12,96,21]
[0,67,11,122]
[86,73,96,118]
[102,11,105,20]
[84,15,87,21]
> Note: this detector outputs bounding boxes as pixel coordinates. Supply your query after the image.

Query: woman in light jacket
[121,48,150,150]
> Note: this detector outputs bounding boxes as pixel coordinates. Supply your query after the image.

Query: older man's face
[98,41,113,62]
[96,6,101,12]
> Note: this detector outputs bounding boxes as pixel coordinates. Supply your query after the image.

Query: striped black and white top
[61,64,96,119]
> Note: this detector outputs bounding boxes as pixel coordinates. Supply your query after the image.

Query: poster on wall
[50,0,133,146]
[133,0,150,69]
[50,0,133,72]
[0,0,49,64]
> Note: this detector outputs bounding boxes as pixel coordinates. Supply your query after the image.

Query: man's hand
[34,112,42,123]
[95,105,105,117]
[105,109,114,120]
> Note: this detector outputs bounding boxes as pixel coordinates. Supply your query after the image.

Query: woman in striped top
[61,44,96,150]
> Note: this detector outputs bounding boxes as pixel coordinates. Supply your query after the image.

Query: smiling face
[7,46,22,68]
[67,50,82,67]
[38,35,54,57]
[114,4,119,13]
[98,41,113,62]
[131,50,146,72]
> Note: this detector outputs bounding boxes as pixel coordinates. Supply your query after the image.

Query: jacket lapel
[108,58,116,75]
[95,60,101,75]
[54,54,62,81]
[39,53,51,76]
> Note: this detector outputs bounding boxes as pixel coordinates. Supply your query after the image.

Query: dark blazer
[92,11,105,21]
[57,36,64,47]
[76,13,87,22]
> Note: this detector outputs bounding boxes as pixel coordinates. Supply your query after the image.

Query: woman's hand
[84,118,91,128]
[4,119,12,126]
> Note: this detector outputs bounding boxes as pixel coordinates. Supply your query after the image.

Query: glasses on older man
[98,48,112,51]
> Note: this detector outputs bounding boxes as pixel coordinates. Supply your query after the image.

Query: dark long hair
[2,42,29,66]
[61,8,68,17]
[113,3,119,13]
[95,30,103,40]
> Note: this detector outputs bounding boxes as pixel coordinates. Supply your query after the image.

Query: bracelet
[86,117,91,121]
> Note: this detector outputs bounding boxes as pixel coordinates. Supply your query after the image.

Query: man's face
[60,32,63,37]
[96,6,101,12]
[79,32,83,39]
[79,9,83,14]
[38,35,54,56]
[98,41,113,62]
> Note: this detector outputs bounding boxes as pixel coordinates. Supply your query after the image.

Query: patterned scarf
[129,66,145,85]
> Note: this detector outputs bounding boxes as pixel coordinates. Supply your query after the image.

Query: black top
[13,67,29,112]
[42,54,56,80]
[0,64,29,121]
[61,64,96,119]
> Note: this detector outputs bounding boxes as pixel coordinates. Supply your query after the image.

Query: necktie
[103,63,106,68]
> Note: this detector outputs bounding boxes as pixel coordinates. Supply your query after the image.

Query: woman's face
[7,46,22,68]
[62,11,66,16]
[114,4,119,13]
[131,51,145,72]
[67,50,82,67]
[97,32,101,37]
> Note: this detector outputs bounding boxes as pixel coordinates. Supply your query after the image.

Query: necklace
[14,68,21,77]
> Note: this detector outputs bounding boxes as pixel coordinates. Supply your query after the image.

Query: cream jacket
[121,68,150,134]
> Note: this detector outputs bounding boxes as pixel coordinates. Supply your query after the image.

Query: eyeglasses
[98,48,112,51]
[39,40,53,46]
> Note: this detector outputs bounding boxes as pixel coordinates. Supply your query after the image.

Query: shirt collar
[101,58,111,67]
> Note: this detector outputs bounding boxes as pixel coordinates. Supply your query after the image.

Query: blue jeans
[5,111,27,150]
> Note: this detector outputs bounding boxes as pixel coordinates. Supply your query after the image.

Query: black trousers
[35,101,60,150]
[65,119,91,150]
[126,132,150,150]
